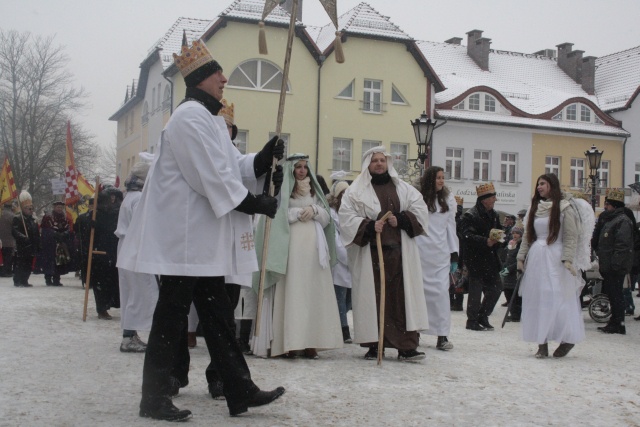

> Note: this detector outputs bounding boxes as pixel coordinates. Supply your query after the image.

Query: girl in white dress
[416,166,459,351]
[517,173,587,358]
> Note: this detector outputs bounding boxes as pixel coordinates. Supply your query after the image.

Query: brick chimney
[556,42,584,84]
[282,0,303,22]
[581,56,597,95]
[445,37,462,45]
[466,30,491,71]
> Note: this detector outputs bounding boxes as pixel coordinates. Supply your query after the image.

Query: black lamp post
[410,111,437,176]
[585,144,603,212]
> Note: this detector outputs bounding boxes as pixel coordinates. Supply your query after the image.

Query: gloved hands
[254,136,285,177]
[234,193,278,218]
[298,206,315,222]
[517,260,525,272]
[499,267,509,277]
[450,262,458,274]
[272,165,283,196]
[563,261,576,276]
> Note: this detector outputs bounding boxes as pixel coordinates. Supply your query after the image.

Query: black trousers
[2,247,14,276]
[503,288,522,320]
[142,276,257,413]
[466,272,503,322]
[205,283,241,385]
[13,253,33,286]
[601,271,625,324]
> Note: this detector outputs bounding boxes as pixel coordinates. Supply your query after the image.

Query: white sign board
[450,186,518,205]
[50,178,66,195]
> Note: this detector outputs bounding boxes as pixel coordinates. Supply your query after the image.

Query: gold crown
[219,99,234,125]
[605,188,625,203]
[476,182,496,197]
[173,39,215,78]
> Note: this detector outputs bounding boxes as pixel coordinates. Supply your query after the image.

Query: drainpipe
[622,135,628,186]
[315,55,326,173]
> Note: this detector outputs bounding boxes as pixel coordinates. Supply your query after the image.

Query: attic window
[566,104,577,121]
[391,85,408,105]
[453,100,464,110]
[552,112,562,121]
[336,80,354,99]
[228,59,291,92]
[484,95,496,112]
[468,94,480,110]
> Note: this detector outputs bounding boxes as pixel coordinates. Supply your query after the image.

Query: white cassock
[117,102,261,278]
[115,191,158,331]
[416,192,459,336]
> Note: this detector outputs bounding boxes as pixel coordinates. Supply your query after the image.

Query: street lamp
[410,111,437,175]
[585,144,603,211]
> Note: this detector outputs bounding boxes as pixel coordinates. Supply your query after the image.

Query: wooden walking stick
[254,0,299,337]
[376,211,393,366]
[82,177,106,321]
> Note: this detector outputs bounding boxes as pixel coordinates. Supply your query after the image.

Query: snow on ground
[1,273,639,427]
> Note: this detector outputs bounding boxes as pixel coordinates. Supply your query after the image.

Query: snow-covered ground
[1,272,639,426]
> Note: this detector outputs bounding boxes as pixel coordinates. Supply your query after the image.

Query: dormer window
[484,95,496,112]
[453,92,501,113]
[554,103,602,124]
[468,94,480,110]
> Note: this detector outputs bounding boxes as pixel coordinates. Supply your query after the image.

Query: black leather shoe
[553,342,575,358]
[600,323,626,335]
[139,396,192,421]
[397,349,426,361]
[208,380,224,400]
[466,320,487,331]
[364,346,383,360]
[229,387,285,416]
[478,316,494,331]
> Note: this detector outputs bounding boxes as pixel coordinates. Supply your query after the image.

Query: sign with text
[450,186,518,205]
[50,178,66,195]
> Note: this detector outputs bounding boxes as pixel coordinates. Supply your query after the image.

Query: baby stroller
[582,265,610,323]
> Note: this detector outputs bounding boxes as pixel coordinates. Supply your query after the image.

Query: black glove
[234,192,278,218]
[254,136,285,177]
[261,165,284,196]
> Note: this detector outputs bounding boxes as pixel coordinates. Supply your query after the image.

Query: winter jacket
[502,239,522,289]
[458,201,502,277]
[0,207,16,247]
[12,213,41,256]
[593,207,634,274]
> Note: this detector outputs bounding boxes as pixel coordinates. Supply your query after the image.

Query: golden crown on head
[219,99,235,125]
[605,188,625,203]
[173,39,215,78]
[476,182,496,197]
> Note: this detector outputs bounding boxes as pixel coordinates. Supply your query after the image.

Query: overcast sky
[2,0,639,150]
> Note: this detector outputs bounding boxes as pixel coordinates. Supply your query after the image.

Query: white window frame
[500,152,517,183]
[545,156,560,177]
[570,158,585,188]
[473,150,490,181]
[333,138,352,171]
[363,79,382,113]
[229,59,291,93]
[390,142,409,173]
[599,160,609,187]
[580,105,591,122]
[391,84,408,105]
[468,93,480,111]
[446,148,463,180]
[485,94,496,112]
[336,79,354,99]
[566,104,577,121]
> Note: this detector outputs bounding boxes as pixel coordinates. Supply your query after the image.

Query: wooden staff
[82,177,106,321]
[376,211,393,366]
[254,0,299,337]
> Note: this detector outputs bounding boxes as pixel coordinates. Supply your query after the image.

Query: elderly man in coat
[117,39,284,421]
[339,147,430,362]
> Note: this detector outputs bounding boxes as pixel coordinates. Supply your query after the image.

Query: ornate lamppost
[410,111,437,176]
[585,144,603,212]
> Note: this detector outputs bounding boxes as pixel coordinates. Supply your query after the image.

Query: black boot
[342,326,352,343]
[599,322,626,335]
[139,396,192,421]
[229,387,286,416]
[364,345,382,360]
[478,316,494,331]
[466,320,487,331]
[397,349,426,361]
[552,342,575,358]
[45,275,53,286]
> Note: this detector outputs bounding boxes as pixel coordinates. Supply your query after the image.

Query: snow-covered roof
[595,45,640,111]
[418,40,599,115]
[314,2,411,52]
[220,0,299,25]
[147,17,212,70]
[437,109,629,138]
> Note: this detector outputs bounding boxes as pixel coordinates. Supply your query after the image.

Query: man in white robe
[117,39,284,421]
[339,147,430,361]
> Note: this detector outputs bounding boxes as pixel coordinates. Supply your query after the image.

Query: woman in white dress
[253,154,343,358]
[416,166,458,351]
[517,173,588,358]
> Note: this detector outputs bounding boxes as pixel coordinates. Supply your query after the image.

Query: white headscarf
[348,146,400,213]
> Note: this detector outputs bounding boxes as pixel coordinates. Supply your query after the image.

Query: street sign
[50,178,66,195]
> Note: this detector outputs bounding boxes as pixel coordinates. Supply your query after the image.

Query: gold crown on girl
[605,188,625,203]
[476,182,496,197]
[218,99,235,125]
[173,39,215,78]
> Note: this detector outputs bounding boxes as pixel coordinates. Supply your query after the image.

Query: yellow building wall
[318,37,428,180]
[172,21,319,161]
[116,102,144,185]
[531,133,623,206]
